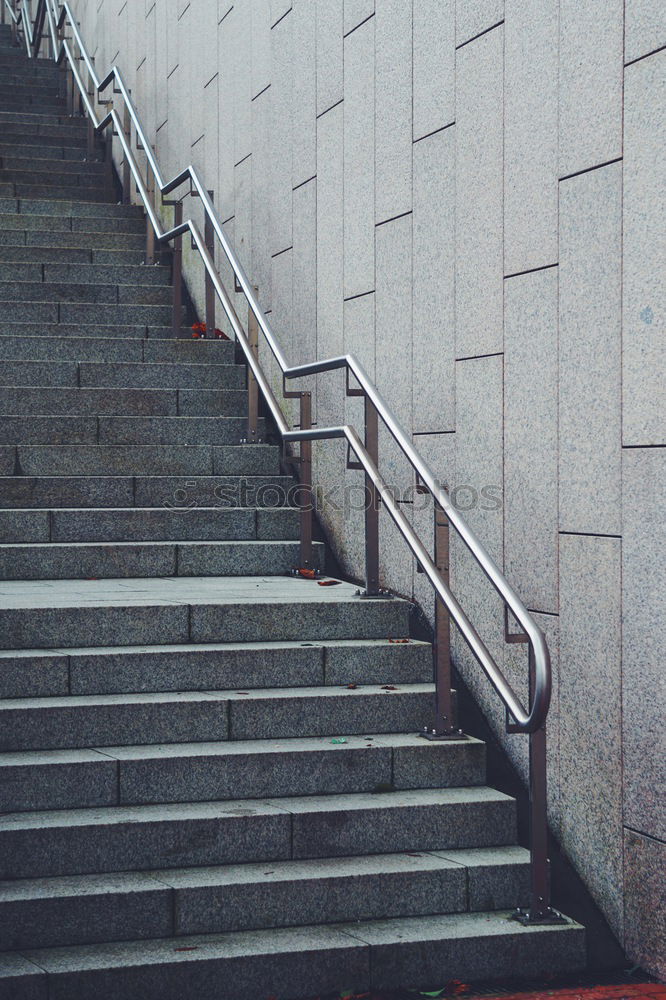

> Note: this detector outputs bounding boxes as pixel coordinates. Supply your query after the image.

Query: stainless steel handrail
[2,0,18,25]
[3,0,32,56]
[27,0,562,923]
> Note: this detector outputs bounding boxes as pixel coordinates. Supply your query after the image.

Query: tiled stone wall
[70,0,665,977]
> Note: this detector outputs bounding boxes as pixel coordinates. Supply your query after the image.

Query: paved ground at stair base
[305,973,665,1000]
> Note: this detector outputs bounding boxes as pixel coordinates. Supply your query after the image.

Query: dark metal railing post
[529,718,551,918]
[171,200,183,338]
[86,59,96,160]
[298,392,314,570]
[66,62,74,115]
[247,294,259,443]
[103,119,113,196]
[509,643,562,925]
[122,103,131,203]
[419,501,458,740]
[433,505,455,732]
[145,159,155,266]
[204,193,215,335]
[364,396,380,596]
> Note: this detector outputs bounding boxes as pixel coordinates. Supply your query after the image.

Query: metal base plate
[511,906,571,926]
[418,728,468,742]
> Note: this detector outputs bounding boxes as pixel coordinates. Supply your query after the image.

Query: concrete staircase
[0,27,585,1000]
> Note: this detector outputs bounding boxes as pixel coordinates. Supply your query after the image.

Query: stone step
[0,685,434,753]
[0,300,179,325]
[9,443,277,476]
[0,261,171,286]
[0,786,517,879]
[0,637,433,699]
[0,210,144,231]
[0,182,109,201]
[0,228,147,249]
[0,911,586,1000]
[2,731,477,811]
[0,576,410,650]
[0,846,528,950]
[0,690,230,753]
[0,142,87,161]
[0,387,179,417]
[0,64,60,83]
[0,69,60,85]
[0,414,258,445]
[0,122,87,144]
[0,505,296,542]
[0,539,323,581]
[0,280,171,305]
[0,359,243,389]
[2,198,141,218]
[0,97,68,113]
[0,385,248,417]
[0,473,292,509]
[0,168,106,189]
[0,110,92,128]
[0,333,227,363]
[0,246,160,265]
[0,153,106,175]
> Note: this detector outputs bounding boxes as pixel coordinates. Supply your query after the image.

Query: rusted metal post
[122,103,131,203]
[298,392,314,571]
[247,293,259,443]
[363,397,380,597]
[526,641,551,919]
[204,194,215,335]
[145,160,155,266]
[171,200,183,338]
[103,120,114,195]
[528,718,551,918]
[66,63,75,116]
[87,122,96,161]
[418,502,458,740]
[432,504,456,735]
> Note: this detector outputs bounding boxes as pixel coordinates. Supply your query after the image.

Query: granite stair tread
[0,539,323,581]
[0,848,532,950]
[0,785,519,878]
[0,728,485,807]
[0,636,434,698]
[0,474,294,507]
[0,911,585,1000]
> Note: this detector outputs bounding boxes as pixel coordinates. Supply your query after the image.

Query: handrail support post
[145,159,155,266]
[171,200,183,338]
[247,296,260,443]
[419,502,461,740]
[511,646,566,926]
[297,392,314,571]
[362,396,381,597]
[122,103,131,203]
[204,193,215,335]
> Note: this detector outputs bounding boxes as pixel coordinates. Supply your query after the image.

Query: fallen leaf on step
[174,946,199,952]
[318,579,341,586]
[381,685,398,691]
[345,683,358,689]
[297,568,317,579]
[388,637,411,643]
